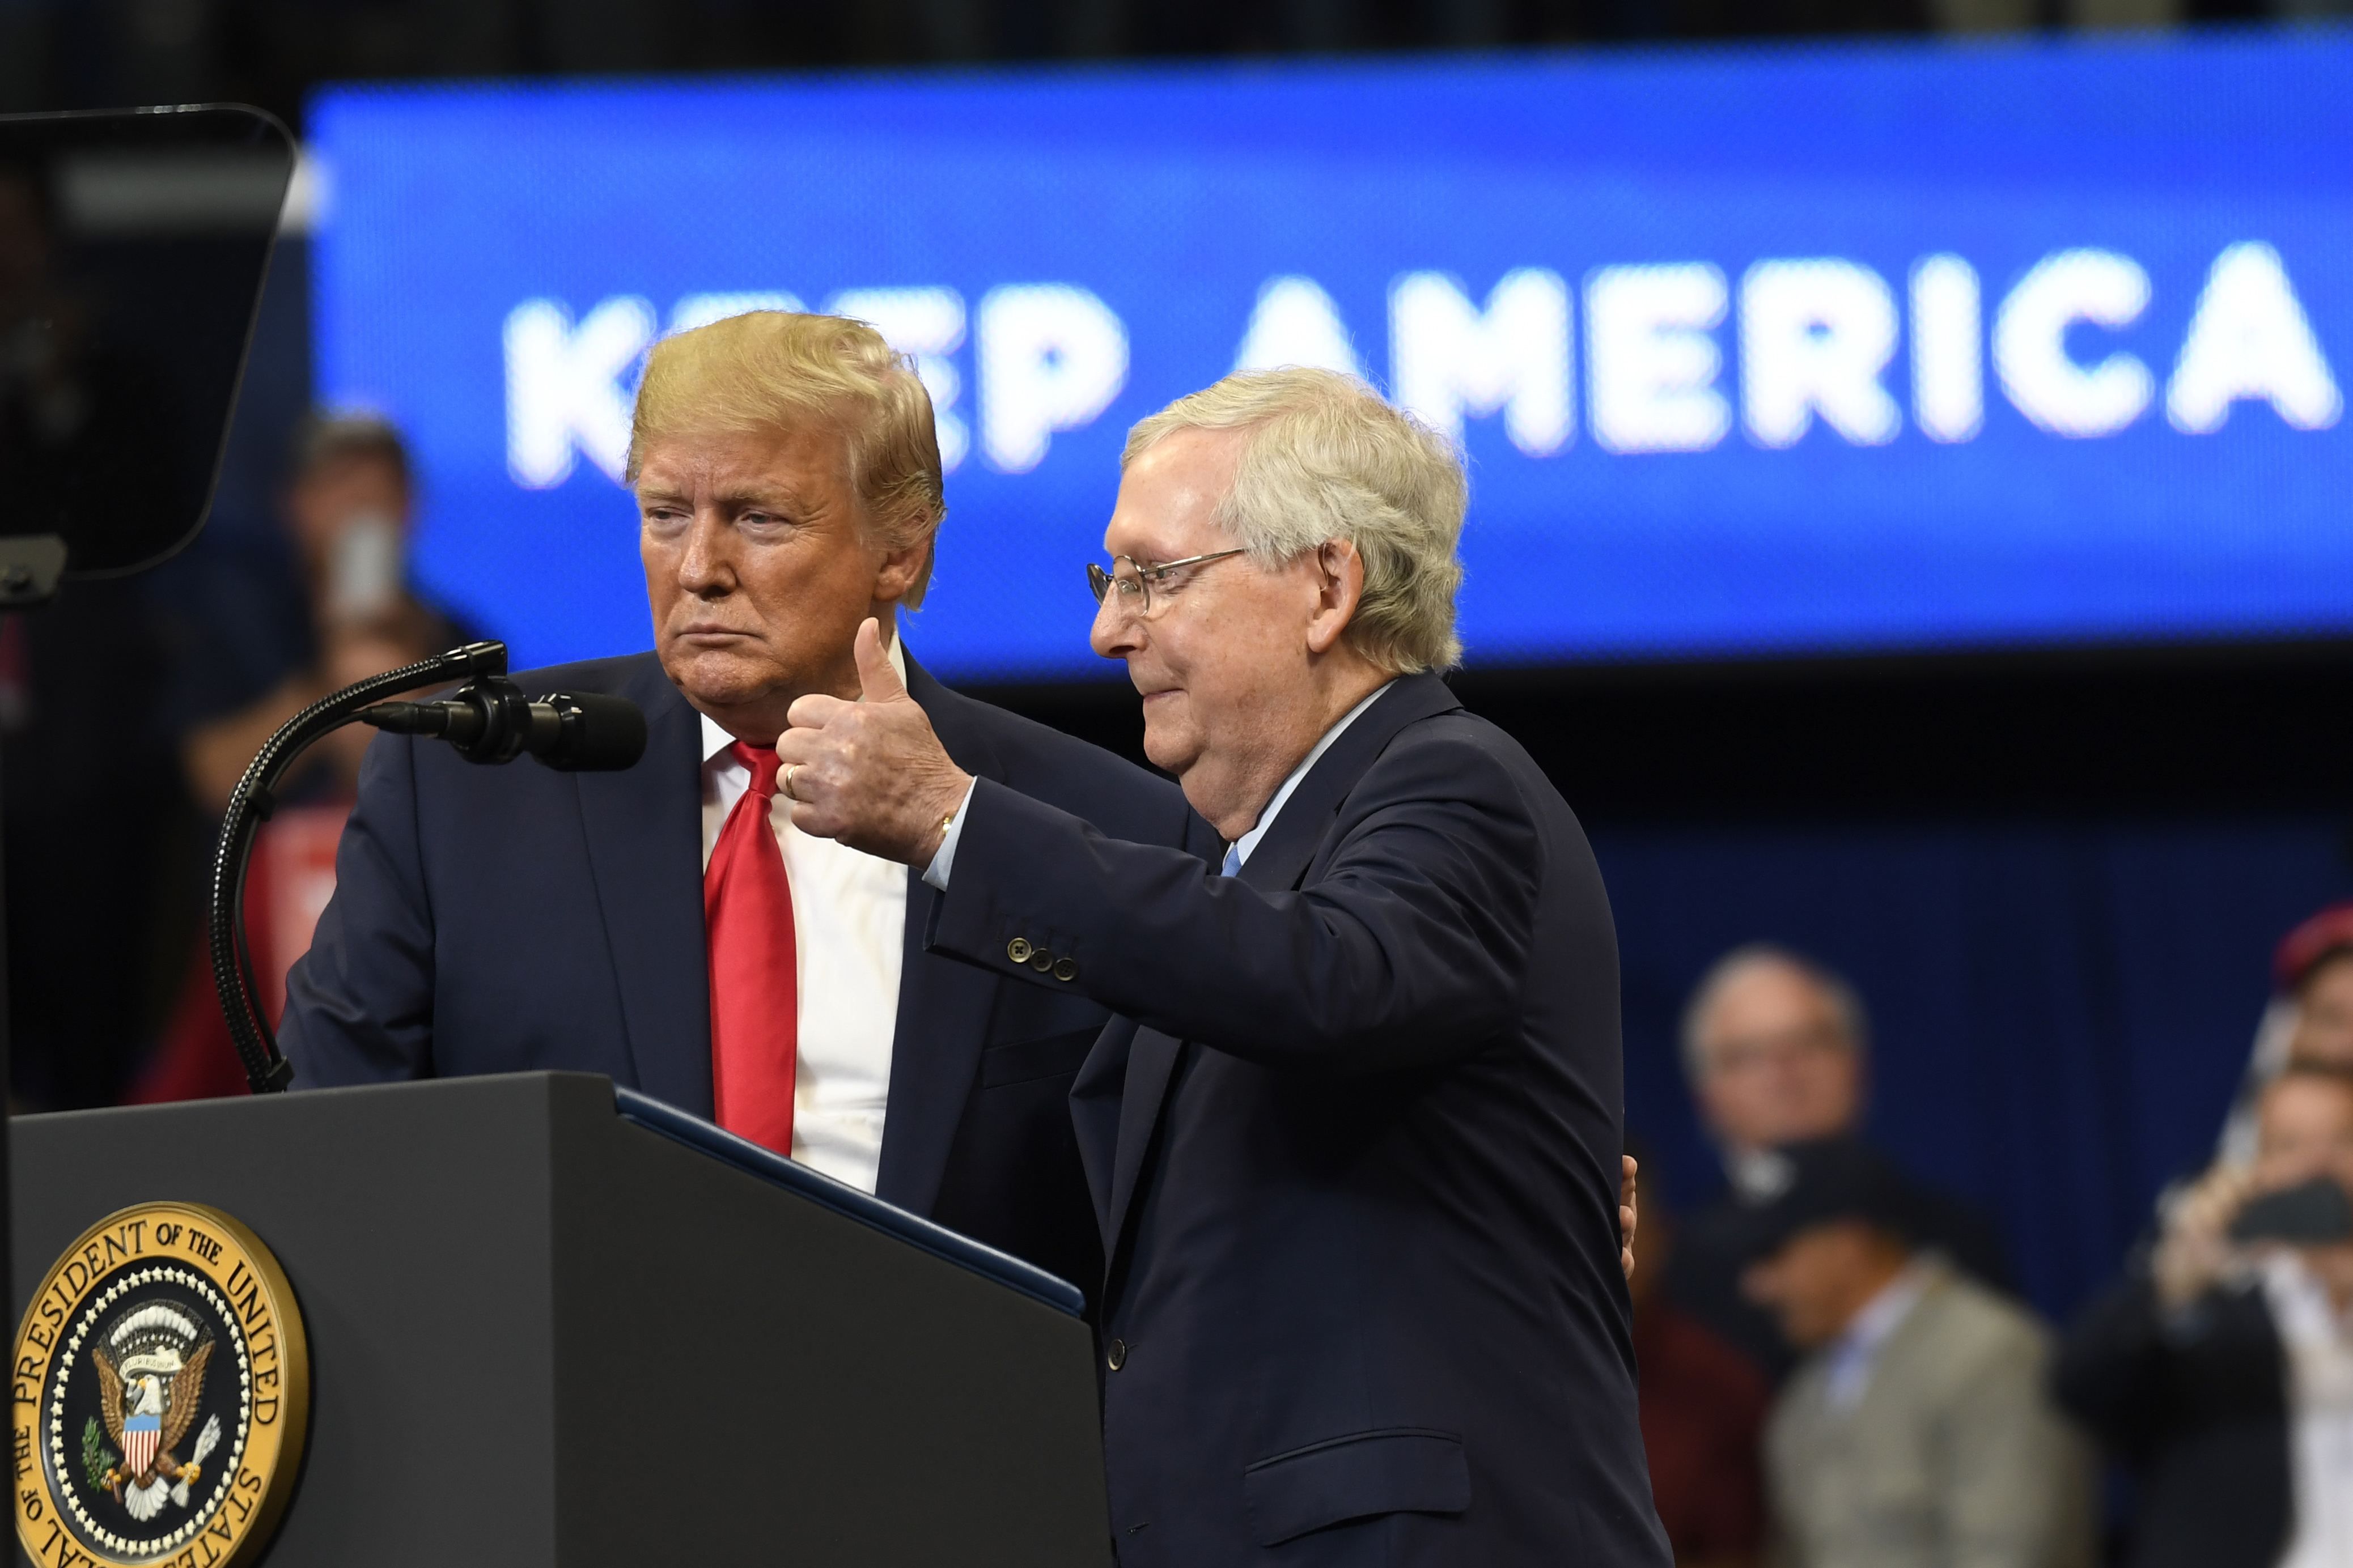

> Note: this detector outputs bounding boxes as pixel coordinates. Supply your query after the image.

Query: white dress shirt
[2264,1250,2353,1568]
[701,634,909,1194]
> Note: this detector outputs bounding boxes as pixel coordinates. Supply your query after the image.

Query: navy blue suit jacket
[927,673,1671,1567]
[281,649,1217,1302]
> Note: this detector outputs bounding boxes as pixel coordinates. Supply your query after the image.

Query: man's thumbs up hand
[851,615,910,704]
[778,618,972,866]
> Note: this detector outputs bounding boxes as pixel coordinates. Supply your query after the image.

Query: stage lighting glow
[311,35,2353,678]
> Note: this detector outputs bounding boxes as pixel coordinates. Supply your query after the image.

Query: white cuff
[921,777,980,892]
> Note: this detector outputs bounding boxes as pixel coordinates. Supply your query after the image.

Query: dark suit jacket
[2051,1266,2291,1568]
[281,649,1216,1303]
[927,673,1672,1568]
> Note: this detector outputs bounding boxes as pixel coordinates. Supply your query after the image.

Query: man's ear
[871,534,933,607]
[1304,539,1364,656]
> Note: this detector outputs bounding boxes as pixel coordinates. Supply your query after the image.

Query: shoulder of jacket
[1358,705,1549,815]
[1911,1272,2054,1376]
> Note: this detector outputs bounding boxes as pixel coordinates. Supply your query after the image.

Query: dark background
[6,0,2352,1327]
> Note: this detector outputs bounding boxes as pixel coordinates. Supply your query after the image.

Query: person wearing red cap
[2216,905,2353,1167]
[2055,1061,2353,1568]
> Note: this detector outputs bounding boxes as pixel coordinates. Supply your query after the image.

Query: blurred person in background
[1627,1139,1769,1568]
[179,415,470,815]
[1668,944,2011,1379]
[2215,904,2353,1166]
[2053,1062,2353,1568]
[1743,1136,2095,1568]
[132,415,468,1102]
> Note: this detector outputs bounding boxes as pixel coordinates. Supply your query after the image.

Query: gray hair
[1678,942,1870,1084]
[1122,368,1466,673]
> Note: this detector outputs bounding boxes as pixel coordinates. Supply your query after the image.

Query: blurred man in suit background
[1743,1137,2093,1568]
[1670,944,2012,1380]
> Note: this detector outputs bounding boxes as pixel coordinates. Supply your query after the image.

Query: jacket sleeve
[278,732,439,1085]
[2050,1259,2288,1472]
[927,725,1541,1075]
[2049,1267,2172,1458]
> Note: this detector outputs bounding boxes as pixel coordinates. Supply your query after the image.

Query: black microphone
[358,675,647,771]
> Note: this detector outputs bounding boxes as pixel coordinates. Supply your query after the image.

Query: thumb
[854,617,909,703]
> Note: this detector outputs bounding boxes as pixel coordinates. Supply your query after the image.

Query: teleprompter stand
[11,1072,1112,1567]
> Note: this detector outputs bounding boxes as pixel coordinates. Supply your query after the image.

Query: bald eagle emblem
[87,1304,223,1522]
[15,1203,311,1568]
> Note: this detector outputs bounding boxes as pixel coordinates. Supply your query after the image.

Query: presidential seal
[12,1203,309,1568]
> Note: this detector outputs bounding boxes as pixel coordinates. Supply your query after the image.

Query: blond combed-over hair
[628,311,947,608]
[1122,368,1466,673]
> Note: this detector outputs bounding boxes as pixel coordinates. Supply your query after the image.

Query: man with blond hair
[782,368,1671,1566]
[282,312,1216,1304]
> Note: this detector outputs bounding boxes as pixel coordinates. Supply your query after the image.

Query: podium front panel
[12,1073,1110,1567]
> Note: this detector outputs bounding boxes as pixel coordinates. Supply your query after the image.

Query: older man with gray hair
[1669,944,2012,1384]
[781,368,1670,1567]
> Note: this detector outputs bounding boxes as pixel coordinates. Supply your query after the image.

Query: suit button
[1028,948,1055,972]
[1106,1337,1127,1371]
[1053,957,1078,982]
[1006,937,1033,964]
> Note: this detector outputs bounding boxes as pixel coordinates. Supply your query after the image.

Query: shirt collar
[699,624,910,765]
[1839,1256,1936,1361]
[1820,1256,1936,1410]
[1229,679,1396,869]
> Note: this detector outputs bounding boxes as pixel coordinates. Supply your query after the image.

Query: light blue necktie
[1222,844,1242,878]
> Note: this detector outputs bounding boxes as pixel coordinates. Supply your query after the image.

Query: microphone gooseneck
[209,640,510,1095]
[207,643,649,1097]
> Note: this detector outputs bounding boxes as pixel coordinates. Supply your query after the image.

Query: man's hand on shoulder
[777,618,974,866]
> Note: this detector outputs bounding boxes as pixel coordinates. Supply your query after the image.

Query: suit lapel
[874,653,1009,1215]
[1237,673,1462,894]
[1071,1020,1185,1253]
[1097,674,1466,1251]
[575,656,713,1114]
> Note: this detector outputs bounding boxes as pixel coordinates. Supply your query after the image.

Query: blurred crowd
[1631,926,2353,1568]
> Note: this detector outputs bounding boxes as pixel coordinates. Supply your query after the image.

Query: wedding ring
[782,764,802,800]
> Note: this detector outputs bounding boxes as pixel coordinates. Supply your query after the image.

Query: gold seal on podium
[11,1202,310,1568]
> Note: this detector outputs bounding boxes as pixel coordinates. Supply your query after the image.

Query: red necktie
[705,740,798,1155]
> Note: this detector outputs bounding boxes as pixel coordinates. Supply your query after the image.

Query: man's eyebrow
[712,480,805,511]
[633,477,811,511]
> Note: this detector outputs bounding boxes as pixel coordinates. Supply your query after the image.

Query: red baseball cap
[2274,902,2353,992]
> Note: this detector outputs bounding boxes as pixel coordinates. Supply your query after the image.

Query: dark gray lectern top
[613,1085,1086,1315]
[12,1072,1112,1567]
